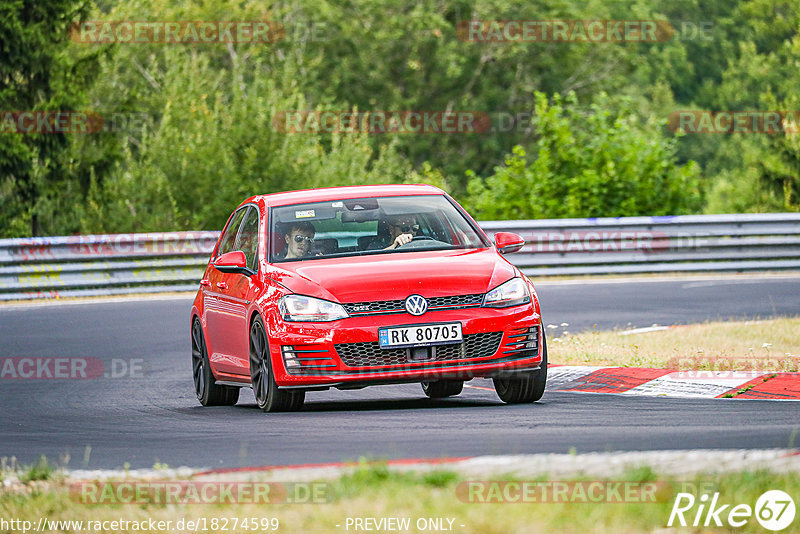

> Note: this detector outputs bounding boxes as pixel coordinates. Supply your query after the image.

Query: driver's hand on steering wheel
[389,232,414,249]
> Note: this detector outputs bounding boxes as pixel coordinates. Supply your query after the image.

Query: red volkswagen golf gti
[190,184,546,411]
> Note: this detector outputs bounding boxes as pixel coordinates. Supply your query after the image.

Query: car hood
[268,248,517,303]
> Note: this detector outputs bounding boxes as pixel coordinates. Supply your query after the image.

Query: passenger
[368,215,419,250]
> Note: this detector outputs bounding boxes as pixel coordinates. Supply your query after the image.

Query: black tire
[191,318,240,406]
[493,327,548,404]
[421,380,464,398]
[249,315,305,412]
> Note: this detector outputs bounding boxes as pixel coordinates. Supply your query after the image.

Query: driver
[282,221,316,259]
[368,215,420,250]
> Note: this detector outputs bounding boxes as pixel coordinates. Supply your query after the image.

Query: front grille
[342,294,483,316]
[429,294,484,308]
[465,331,506,357]
[335,331,503,368]
[336,344,408,366]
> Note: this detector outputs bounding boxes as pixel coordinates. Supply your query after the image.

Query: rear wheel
[493,327,548,404]
[191,318,240,406]
[421,380,464,398]
[249,315,305,412]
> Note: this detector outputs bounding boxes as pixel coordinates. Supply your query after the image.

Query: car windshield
[269,194,488,262]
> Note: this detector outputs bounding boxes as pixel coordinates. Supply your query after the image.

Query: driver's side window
[216,208,247,258]
[235,207,260,272]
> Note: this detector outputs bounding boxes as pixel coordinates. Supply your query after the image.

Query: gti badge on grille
[404,294,428,316]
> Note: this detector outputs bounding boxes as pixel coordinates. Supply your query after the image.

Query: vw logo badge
[404,294,428,316]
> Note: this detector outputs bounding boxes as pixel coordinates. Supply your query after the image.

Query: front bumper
[266,304,542,388]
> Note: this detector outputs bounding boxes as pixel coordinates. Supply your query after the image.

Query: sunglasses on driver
[292,235,314,244]
[392,223,420,233]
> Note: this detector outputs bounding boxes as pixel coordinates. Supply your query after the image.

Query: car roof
[243,184,445,208]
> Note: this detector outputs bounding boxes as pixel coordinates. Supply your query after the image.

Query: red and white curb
[547,366,800,400]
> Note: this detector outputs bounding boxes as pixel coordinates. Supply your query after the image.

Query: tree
[0,0,100,236]
[703,5,800,213]
[78,40,411,232]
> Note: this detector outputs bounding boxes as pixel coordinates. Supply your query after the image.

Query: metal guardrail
[480,213,800,276]
[1,214,798,300]
[0,232,219,301]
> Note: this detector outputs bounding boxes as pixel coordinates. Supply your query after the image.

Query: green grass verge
[549,316,800,370]
[1,462,798,533]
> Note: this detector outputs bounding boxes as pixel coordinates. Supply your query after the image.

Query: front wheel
[191,318,240,406]
[421,380,464,398]
[249,316,305,412]
[493,327,547,404]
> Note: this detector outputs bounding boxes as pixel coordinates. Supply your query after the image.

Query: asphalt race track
[1,275,799,469]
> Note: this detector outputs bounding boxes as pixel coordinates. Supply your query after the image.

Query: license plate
[379,322,463,349]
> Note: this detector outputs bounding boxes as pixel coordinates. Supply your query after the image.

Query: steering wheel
[398,235,434,248]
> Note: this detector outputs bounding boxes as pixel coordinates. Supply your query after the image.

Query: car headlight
[483,277,531,308]
[279,295,349,322]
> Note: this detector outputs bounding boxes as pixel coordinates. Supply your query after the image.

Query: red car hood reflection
[272,248,516,303]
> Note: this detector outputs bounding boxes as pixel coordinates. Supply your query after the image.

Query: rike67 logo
[668,490,796,531]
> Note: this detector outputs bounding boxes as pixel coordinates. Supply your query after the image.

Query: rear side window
[216,208,247,258]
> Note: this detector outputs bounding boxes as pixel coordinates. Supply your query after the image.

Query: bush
[465,92,702,220]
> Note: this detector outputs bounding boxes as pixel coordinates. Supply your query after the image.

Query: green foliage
[72,0,410,232]
[78,54,409,231]
[20,456,55,483]
[286,0,678,186]
[328,459,462,502]
[420,470,460,488]
[2,0,798,237]
[704,11,800,214]
[0,0,101,236]
[465,92,701,219]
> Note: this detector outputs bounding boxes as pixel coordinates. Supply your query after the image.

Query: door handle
[200,279,211,287]
[216,281,228,290]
